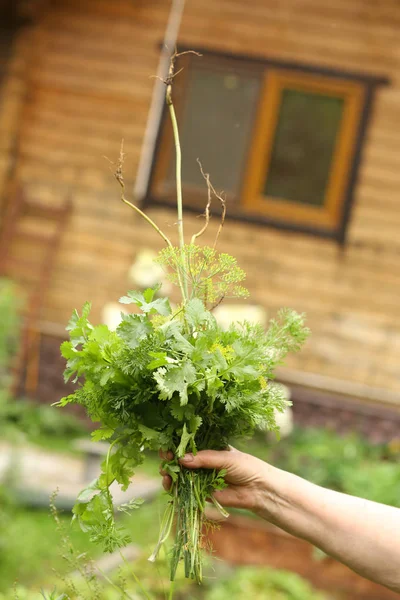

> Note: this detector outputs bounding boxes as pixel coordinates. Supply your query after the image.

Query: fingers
[158,449,173,460]
[162,475,172,491]
[159,449,173,491]
[179,448,240,471]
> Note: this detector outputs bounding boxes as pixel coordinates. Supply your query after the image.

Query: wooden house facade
[1,0,400,436]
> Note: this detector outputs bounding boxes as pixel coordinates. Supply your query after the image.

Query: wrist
[253,465,317,539]
[253,464,292,521]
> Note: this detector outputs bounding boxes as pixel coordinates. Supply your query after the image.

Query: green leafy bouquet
[57,52,309,586]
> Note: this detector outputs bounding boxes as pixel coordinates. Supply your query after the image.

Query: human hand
[159,447,275,513]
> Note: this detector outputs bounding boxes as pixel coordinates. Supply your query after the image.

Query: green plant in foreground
[57,51,310,588]
[1,564,327,600]
[204,566,327,600]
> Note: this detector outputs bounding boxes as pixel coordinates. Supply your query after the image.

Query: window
[145,49,388,242]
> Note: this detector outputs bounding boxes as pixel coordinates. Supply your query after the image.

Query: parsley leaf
[119,286,171,316]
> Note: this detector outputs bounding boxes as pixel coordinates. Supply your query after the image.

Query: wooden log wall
[0,27,31,209]
[1,0,400,400]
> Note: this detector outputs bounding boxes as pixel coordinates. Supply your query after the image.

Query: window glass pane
[166,65,261,198]
[264,89,344,206]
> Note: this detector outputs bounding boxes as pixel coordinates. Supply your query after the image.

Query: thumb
[179,448,239,471]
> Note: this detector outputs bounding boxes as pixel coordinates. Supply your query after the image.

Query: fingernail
[181,453,194,463]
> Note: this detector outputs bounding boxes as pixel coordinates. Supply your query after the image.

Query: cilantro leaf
[119,287,171,316]
[138,424,160,442]
[170,397,195,421]
[91,427,114,441]
[153,362,197,405]
[117,314,153,349]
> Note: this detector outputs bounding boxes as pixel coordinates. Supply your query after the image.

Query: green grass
[0,490,167,592]
[0,507,91,591]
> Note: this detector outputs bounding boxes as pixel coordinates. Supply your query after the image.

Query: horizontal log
[178,28,397,73]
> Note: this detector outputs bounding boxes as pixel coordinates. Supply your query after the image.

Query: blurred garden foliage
[204,566,327,600]
[239,426,400,507]
[0,280,86,594]
[1,562,328,600]
[0,278,20,384]
[0,278,84,443]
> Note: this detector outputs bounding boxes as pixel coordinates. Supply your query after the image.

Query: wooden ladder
[0,185,72,396]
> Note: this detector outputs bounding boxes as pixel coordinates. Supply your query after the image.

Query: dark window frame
[143,47,389,244]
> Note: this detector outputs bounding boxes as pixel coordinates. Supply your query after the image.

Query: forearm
[256,465,400,593]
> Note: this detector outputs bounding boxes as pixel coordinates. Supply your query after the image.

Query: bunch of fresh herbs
[57,51,309,587]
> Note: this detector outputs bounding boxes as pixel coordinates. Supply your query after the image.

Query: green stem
[166,467,224,584]
[211,494,229,518]
[168,98,185,252]
[167,85,188,303]
[168,581,175,600]
[121,196,173,248]
[149,492,176,563]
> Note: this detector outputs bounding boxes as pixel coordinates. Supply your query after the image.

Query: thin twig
[197,161,226,250]
[150,67,184,84]
[191,157,226,250]
[152,50,202,87]
[213,196,226,250]
[190,160,226,304]
[176,49,203,58]
[109,142,173,248]
[111,140,189,301]
[210,294,225,311]
[206,177,226,250]
[191,159,212,245]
